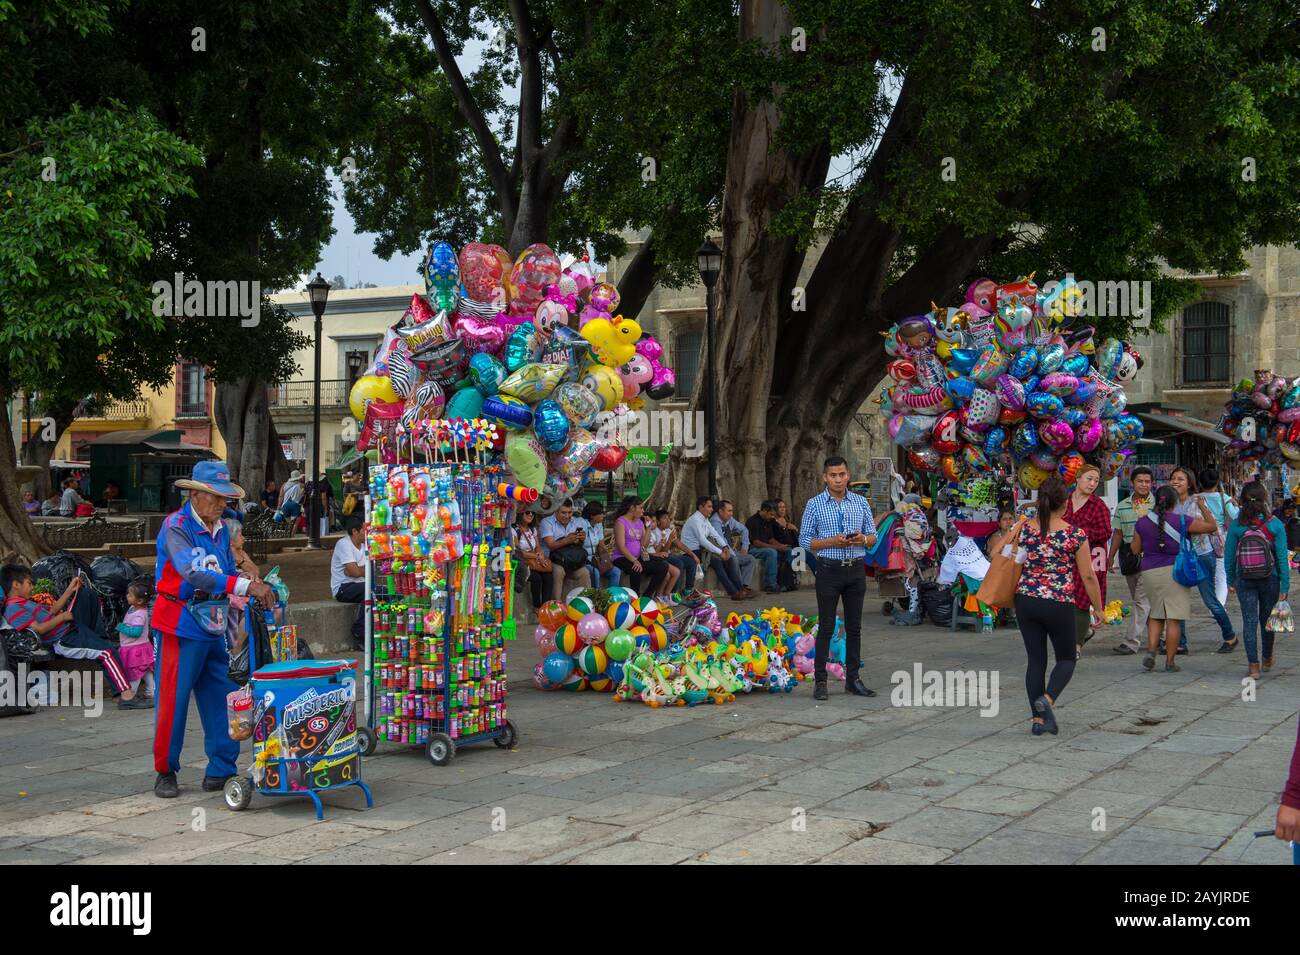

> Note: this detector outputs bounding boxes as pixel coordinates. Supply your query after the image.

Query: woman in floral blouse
[1013,477,1105,736]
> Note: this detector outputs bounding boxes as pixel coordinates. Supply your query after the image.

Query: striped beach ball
[606,601,637,630]
[646,622,669,651]
[576,645,608,676]
[554,623,583,655]
[636,596,661,626]
[557,671,588,691]
[586,672,613,692]
[567,595,595,623]
[628,624,651,648]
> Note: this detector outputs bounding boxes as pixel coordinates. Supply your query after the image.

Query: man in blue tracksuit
[152,461,273,799]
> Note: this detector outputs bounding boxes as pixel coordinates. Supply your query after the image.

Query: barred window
[1182,302,1230,385]
[673,329,703,397]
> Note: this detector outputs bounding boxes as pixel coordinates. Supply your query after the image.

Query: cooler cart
[223,659,373,820]
[356,462,519,768]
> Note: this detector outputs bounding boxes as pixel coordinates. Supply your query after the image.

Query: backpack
[1235,522,1276,581]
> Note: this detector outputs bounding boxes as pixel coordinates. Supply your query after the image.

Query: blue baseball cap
[176,460,245,499]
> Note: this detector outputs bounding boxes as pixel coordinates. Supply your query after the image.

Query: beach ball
[554,623,582,655]
[577,612,610,645]
[575,645,608,677]
[635,596,661,626]
[543,651,574,684]
[629,624,651,647]
[567,595,596,622]
[586,673,613,693]
[557,671,588,691]
[538,601,568,630]
[646,622,669,651]
[606,602,637,630]
[605,629,635,661]
[606,586,637,604]
[532,661,557,691]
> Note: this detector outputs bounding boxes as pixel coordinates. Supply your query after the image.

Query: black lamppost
[306,273,332,549]
[696,239,723,498]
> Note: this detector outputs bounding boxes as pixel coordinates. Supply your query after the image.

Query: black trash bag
[30,550,94,595]
[89,554,146,598]
[0,621,39,717]
[1287,517,1300,552]
[920,581,955,628]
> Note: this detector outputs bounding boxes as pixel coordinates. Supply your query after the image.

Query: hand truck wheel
[356,725,377,756]
[493,719,518,749]
[426,732,455,766]
[223,775,253,811]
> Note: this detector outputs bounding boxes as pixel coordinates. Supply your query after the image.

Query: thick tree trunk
[0,404,51,563]
[215,378,289,499]
[615,234,660,327]
[649,0,831,519]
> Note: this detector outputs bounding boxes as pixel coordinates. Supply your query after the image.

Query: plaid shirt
[1064,494,1111,610]
[799,490,876,561]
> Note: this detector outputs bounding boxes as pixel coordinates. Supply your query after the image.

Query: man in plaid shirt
[799,456,878,701]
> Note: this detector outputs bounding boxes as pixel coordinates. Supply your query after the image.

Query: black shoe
[813,681,829,701]
[154,772,179,799]
[845,678,877,697]
[1033,695,1058,735]
[118,695,154,710]
[202,775,235,792]
[1112,645,1137,655]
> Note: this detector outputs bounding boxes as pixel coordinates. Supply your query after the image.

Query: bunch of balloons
[1218,371,1300,464]
[348,241,677,499]
[883,274,1146,489]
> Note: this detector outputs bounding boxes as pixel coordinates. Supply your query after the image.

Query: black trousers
[814,563,865,682]
[1014,593,1077,716]
[335,581,365,646]
[614,556,668,597]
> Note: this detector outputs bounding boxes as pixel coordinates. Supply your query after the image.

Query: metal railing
[75,400,151,420]
[268,379,348,410]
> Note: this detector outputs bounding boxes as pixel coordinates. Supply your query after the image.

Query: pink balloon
[459,242,510,304]
[645,365,676,400]
[453,311,507,354]
[618,355,654,400]
[635,336,664,363]
[577,612,610,645]
[508,243,562,317]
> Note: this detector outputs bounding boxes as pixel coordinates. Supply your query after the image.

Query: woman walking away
[1129,485,1218,672]
[1063,464,1112,656]
[1169,466,1234,653]
[1012,477,1104,736]
[1224,481,1289,680]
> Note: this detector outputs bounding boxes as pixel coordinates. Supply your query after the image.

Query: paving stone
[570,839,698,864]
[76,827,254,864]
[297,845,424,864]
[765,768,877,800]
[1196,766,1291,793]
[506,755,623,778]
[638,812,760,851]
[948,827,1096,865]
[0,844,79,864]
[1135,805,1248,838]
[1088,768,1189,797]
[880,766,985,799]
[698,789,832,823]
[875,807,1014,850]
[27,829,147,861]
[1165,784,1279,816]
[247,821,377,861]
[1121,749,1223,776]
[569,793,694,827]
[1078,834,1212,865]
[818,838,951,864]
[695,753,802,777]
[468,814,623,861]
[702,815,877,864]
[938,784,1054,816]
[1150,735,1248,756]
[986,761,1095,792]
[819,788,929,824]
[413,844,533,864]
[1015,808,1122,839]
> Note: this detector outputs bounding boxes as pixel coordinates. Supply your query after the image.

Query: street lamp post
[696,239,723,499]
[306,273,332,549]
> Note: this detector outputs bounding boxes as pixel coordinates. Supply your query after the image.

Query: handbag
[975,521,1024,609]
[550,544,588,573]
[1170,516,1206,587]
[522,549,553,574]
[885,533,907,572]
[1118,540,1142,577]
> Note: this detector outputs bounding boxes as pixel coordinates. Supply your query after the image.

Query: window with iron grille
[179,362,208,415]
[1181,301,1230,385]
[673,329,703,397]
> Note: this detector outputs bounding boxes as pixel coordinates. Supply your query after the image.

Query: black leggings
[1014,594,1077,717]
[614,556,668,597]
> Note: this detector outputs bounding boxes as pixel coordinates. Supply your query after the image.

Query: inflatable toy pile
[884,275,1145,489]
[348,241,675,499]
[1217,371,1300,464]
[531,591,813,707]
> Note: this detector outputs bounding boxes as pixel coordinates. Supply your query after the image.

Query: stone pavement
[0,574,1296,865]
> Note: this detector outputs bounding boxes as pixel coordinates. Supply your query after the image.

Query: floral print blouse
[1015,521,1087,603]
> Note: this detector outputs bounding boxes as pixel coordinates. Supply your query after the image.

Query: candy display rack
[355,423,519,767]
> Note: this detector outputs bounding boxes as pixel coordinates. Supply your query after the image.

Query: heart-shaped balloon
[505,321,541,372]
[453,310,507,355]
[995,374,1026,411]
[1074,417,1104,452]
[1009,347,1039,380]
[948,349,980,377]
[459,242,511,305]
[945,376,977,404]
[1040,372,1079,397]
[1036,343,1066,375]
[1039,418,1076,454]
[1026,392,1065,419]
[1061,353,1090,377]
[908,445,941,472]
[592,444,628,472]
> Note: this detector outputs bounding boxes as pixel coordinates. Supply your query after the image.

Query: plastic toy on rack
[356,418,519,767]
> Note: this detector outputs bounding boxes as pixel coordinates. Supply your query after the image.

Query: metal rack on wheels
[355,456,518,767]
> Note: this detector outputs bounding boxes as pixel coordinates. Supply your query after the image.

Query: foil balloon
[349,374,399,420]
[961,446,990,473]
[889,413,935,449]
[534,299,568,332]
[459,242,511,305]
[634,335,663,363]
[415,337,468,388]
[1061,353,1090,378]
[1058,452,1085,485]
[592,444,628,472]
[1058,407,1087,428]
[995,374,1025,411]
[401,380,446,430]
[983,426,1009,457]
[423,240,460,311]
[1025,392,1065,419]
[1282,442,1300,462]
[930,410,962,454]
[532,399,571,453]
[1009,347,1039,379]
[1028,449,1059,471]
[966,389,1000,430]
[1074,418,1104,453]
[1012,421,1040,456]
[1096,338,1124,380]
[581,315,642,367]
[1098,450,1126,481]
[539,325,592,373]
[1023,374,1041,396]
[556,428,600,478]
[580,363,624,411]
[1064,377,1099,407]
[552,381,602,428]
[970,346,1009,385]
[468,352,506,395]
[1018,463,1051,490]
[1036,342,1067,375]
[1040,372,1079,397]
[618,354,654,402]
[505,321,541,372]
[386,346,418,399]
[966,277,997,313]
[888,359,918,382]
[356,399,403,460]
[941,454,964,482]
[998,407,1028,426]
[645,364,676,400]
[499,362,566,402]
[579,282,620,327]
[897,386,950,414]
[945,376,977,404]
[958,420,986,447]
[908,446,941,471]
[446,385,484,420]
[401,292,435,328]
[508,243,562,317]
[482,394,533,431]
[453,311,507,355]
[1100,388,1128,418]
[1114,413,1144,446]
[393,306,453,356]
[1039,418,1076,454]
[947,349,980,377]
[505,432,547,491]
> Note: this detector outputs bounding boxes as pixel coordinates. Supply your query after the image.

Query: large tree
[651,0,1300,516]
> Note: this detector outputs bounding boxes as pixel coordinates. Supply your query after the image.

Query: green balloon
[631,651,655,673]
[605,629,635,662]
[446,386,485,420]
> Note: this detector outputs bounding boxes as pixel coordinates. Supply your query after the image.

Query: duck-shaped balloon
[581,314,642,368]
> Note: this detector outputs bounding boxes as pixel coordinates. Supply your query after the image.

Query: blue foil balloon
[533,398,571,452]
[1023,375,1041,395]
[1061,354,1090,378]
[948,349,980,376]
[1012,421,1039,456]
[1036,343,1066,375]
[1009,346,1039,380]
[424,240,460,311]
[469,352,505,396]
[983,426,1008,457]
[1064,379,1098,406]
[1026,392,1065,418]
[505,321,540,372]
[945,376,977,404]
[1059,407,1087,428]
